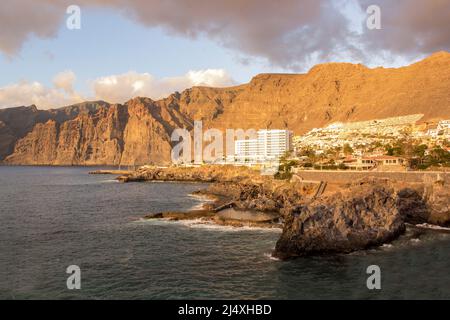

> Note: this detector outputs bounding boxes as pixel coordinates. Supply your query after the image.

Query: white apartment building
[437,120,450,136]
[234,129,293,164]
[257,129,293,161]
[438,120,450,130]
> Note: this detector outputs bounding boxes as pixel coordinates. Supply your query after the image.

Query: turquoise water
[0,166,449,299]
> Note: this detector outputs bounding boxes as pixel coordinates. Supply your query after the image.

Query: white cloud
[53,70,76,93]
[91,69,235,103]
[0,69,236,109]
[0,79,83,109]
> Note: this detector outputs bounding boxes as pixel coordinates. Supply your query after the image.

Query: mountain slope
[196,51,450,133]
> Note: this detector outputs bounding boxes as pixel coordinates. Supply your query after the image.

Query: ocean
[0,166,449,299]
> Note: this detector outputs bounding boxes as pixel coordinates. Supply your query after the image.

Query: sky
[0,0,449,109]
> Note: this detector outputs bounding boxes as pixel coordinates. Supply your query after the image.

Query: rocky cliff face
[3,98,191,165]
[273,181,405,259]
[0,101,110,162]
[272,177,450,259]
[1,52,450,165]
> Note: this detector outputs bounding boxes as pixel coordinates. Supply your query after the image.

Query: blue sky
[0,8,286,97]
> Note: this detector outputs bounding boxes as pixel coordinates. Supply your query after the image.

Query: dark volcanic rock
[132,167,448,258]
[273,182,405,259]
[398,182,450,227]
[424,183,450,226]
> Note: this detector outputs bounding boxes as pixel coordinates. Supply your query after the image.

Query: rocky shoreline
[111,165,450,260]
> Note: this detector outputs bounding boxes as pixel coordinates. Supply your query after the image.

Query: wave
[188,193,216,201]
[101,179,119,183]
[415,223,450,232]
[187,193,216,210]
[264,252,280,261]
[189,202,208,211]
[135,217,282,233]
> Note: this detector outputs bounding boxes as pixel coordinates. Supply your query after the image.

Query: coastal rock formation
[0,102,107,161]
[273,181,405,259]
[144,208,280,228]
[118,165,266,183]
[123,166,448,258]
[2,52,450,165]
[199,180,312,213]
[121,165,313,212]
[424,183,450,226]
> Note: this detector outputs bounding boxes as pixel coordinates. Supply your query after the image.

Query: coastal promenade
[293,170,449,184]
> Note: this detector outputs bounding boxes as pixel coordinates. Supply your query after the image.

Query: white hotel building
[234,129,293,164]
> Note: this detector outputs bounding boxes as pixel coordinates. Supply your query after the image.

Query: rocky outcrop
[423,183,450,226]
[398,181,450,227]
[273,181,406,259]
[198,180,313,213]
[273,177,450,259]
[214,208,280,227]
[143,208,280,228]
[121,165,314,213]
[2,52,450,165]
[126,166,448,258]
[118,165,266,183]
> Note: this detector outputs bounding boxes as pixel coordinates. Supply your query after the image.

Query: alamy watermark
[66,265,81,290]
[366,265,381,290]
[170,121,285,175]
[66,5,81,30]
[366,5,381,30]
[171,121,257,165]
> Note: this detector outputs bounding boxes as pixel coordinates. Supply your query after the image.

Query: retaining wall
[293,170,449,184]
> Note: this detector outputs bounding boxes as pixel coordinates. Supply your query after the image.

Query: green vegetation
[385,139,450,169]
[343,143,354,155]
[443,139,450,147]
[297,147,317,163]
[421,146,450,168]
[275,152,298,180]
[295,137,449,172]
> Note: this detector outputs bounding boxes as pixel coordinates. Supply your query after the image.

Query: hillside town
[220,114,450,174]
[291,115,450,172]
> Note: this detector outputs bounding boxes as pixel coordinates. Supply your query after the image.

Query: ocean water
[0,166,449,300]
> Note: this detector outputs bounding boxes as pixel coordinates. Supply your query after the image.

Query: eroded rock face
[398,182,450,227]
[424,184,450,226]
[0,102,109,161]
[3,98,191,165]
[273,183,405,259]
[4,105,126,165]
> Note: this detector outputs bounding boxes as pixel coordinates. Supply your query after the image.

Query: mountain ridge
[1,52,449,165]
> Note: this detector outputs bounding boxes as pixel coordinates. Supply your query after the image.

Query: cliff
[2,98,192,165]
[273,177,450,259]
[1,52,450,165]
[274,180,405,259]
